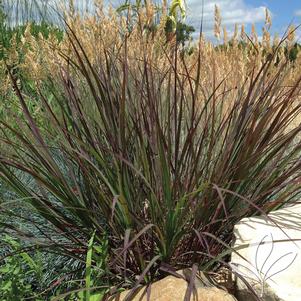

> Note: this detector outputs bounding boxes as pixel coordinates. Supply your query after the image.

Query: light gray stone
[231,203,301,301]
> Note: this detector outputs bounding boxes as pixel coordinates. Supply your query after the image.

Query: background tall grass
[1,0,94,26]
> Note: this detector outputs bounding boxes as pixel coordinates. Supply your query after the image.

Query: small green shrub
[0,235,43,301]
[51,231,109,300]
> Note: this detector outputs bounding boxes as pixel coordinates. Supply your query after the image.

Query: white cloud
[295,9,301,16]
[185,0,267,39]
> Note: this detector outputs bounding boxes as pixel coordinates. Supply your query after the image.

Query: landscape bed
[0,1,301,300]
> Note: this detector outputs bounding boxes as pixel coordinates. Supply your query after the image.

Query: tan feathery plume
[233,24,238,41]
[223,26,228,44]
[241,24,245,41]
[262,27,271,49]
[94,0,104,18]
[251,24,258,44]
[145,1,154,24]
[265,8,272,30]
[287,25,296,45]
[214,5,221,40]
[162,0,167,16]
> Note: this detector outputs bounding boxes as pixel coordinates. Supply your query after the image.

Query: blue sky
[253,0,301,33]
[184,0,301,40]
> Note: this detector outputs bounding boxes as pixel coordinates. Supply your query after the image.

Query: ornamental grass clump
[1,2,301,299]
